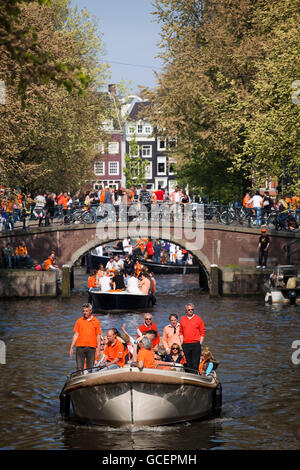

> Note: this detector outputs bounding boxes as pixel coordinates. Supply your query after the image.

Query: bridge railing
[1,201,299,233]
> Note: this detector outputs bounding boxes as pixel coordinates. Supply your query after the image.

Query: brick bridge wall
[1,222,299,281]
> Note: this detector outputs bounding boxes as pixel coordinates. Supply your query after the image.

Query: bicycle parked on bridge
[63,206,96,225]
[266,209,299,232]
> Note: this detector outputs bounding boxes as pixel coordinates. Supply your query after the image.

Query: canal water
[0,268,299,450]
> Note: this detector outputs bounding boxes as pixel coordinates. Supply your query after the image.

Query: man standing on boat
[179,303,205,373]
[162,314,181,355]
[136,313,160,351]
[69,303,102,371]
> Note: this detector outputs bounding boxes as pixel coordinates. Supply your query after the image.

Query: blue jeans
[254,207,261,225]
[15,255,31,268]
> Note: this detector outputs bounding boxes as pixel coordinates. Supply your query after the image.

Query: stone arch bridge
[1,221,299,296]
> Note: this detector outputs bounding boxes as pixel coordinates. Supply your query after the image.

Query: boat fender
[212,382,222,417]
[59,389,70,419]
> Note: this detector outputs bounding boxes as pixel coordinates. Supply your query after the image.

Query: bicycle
[63,207,96,225]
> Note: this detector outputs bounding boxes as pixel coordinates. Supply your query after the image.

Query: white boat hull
[61,366,221,426]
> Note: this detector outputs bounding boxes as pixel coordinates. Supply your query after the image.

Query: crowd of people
[0,185,193,230]
[1,184,300,231]
[242,191,300,227]
[1,240,61,280]
[69,303,218,376]
[88,253,156,297]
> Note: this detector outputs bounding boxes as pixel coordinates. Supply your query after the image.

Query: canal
[0,268,299,450]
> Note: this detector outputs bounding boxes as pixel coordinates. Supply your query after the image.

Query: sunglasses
[145,317,152,320]
[172,347,179,351]
[186,308,194,311]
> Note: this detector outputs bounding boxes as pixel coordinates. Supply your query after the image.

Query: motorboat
[265,265,300,305]
[88,288,156,312]
[59,363,222,426]
[86,252,199,275]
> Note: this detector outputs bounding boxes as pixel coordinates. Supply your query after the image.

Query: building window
[137,124,143,133]
[94,161,105,176]
[157,156,166,175]
[94,142,104,153]
[158,138,166,150]
[109,161,119,175]
[141,145,152,157]
[108,141,119,154]
[145,126,152,134]
[128,126,135,134]
[168,158,175,175]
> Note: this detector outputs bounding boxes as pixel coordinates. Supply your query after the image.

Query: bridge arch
[65,234,210,291]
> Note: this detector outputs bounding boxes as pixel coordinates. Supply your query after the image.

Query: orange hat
[261,228,267,232]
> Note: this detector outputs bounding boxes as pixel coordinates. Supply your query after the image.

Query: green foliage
[123,136,148,189]
[147,0,300,202]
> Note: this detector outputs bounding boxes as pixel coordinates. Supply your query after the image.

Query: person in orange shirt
[137,336,155,370]
[69,303,102,371]
[15,241,31,268]
[62,192,70,217]
[162,314,181,355]
[100,328,126,369]
[88,270,98,289]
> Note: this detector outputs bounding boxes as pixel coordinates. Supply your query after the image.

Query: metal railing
[1,202,300,232]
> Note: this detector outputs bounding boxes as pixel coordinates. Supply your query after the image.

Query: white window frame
[137,124,143,134]
[141,145,152,158]
[108,161,119,176]
[94,161,105,176]
[108,141,119,155]
[94,143,105,153]
[157,156,166,175]
[145,126,152,134]
[157,138,166,151]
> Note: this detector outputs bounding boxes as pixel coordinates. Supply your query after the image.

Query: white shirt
[127,276,141,294]
[35,195,46,209]
[106,260,116,270]
[174,192,181,203]
[115,259,124,270]
[94,246,103,256]
[99,276,111,292]
[252,195,263,208]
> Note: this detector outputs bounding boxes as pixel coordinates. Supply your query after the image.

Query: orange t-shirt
[88,275,97,288]
[62,196,69,210]
[44,258,52,270]
[74,315,102,348]
[137,348,155,369]
[103,338,125,367]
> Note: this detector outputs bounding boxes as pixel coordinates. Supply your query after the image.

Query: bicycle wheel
[63,214,71,225]
[81,212,93,224]
[220,210,234,225]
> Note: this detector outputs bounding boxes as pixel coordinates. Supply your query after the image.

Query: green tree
[123,135,148,189]
[145,0,299,201]
[0,0,110,192]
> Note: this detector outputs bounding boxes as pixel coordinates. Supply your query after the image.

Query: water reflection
[0,269,299,450]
